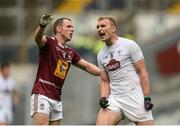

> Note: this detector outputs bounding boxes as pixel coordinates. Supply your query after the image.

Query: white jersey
[97,37,144,96]
[0,76,15,109]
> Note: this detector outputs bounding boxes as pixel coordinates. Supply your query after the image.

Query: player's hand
[144,96,153,110]
[39,14,53,27]
[99,97,109,109]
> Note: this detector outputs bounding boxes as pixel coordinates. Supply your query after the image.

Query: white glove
[39,14,53,27]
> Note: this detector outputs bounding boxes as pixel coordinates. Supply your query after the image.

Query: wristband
[144,96,151,101]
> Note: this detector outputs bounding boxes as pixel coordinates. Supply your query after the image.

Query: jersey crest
[56,46,73,63]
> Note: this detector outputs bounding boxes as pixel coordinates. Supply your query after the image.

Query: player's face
[97,19,115,42]
[61,19,74,42]
[1,67,9,79]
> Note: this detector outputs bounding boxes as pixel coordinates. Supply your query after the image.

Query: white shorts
[30,94,63,121]
[0,108,12,124]
[107,92,153,122]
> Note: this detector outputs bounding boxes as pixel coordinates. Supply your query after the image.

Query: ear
[56,25,62,33]
[112,26,116,32]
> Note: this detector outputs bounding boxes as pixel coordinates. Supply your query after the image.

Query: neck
[55,34,65,45]
[105,35,118,46]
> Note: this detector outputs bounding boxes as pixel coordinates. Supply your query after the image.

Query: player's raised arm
[34,14,53,47]
[74,59,101,76]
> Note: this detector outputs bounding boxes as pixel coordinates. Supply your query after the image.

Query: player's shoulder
[119,37,136,45]
[0,76,14,85]
[41,36,56,47]
[44,35,56,41]
[7,78,15,85]
[119,37,140,48]
[64,45,74,50]
[97,47,106,58]
[64,46,79,54]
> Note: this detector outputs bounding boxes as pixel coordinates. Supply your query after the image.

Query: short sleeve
[72,49,81,64]
[44,36,51,46]
[128,41,144,63]
[97,52,105,71]
[39,35,50,50]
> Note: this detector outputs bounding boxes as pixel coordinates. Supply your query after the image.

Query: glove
[39,14,53,27]
[99,97,109,109]
[144,96,153,110]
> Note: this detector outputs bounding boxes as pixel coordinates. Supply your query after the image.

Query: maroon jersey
[31,36,81,100]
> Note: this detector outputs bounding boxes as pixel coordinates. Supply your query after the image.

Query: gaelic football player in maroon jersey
[30,14,105,125]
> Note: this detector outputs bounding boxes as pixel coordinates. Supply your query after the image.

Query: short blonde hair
[98,17,117,28]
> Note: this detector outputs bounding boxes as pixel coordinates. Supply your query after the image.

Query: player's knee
[34,119,48,125]
[96,113,104,124]
[96,118,104,125]
[33,113,49,125]
[0,122,7,125]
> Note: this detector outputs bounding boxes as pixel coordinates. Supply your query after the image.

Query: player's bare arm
[34,27,47,47]
[99,70,110,109]
[134,59,153,110]
[134,59,150,96]
[74,59,101,76]
[34,14,53,48]
[100,70,110,98]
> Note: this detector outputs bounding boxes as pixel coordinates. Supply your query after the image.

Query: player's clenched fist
[144,96,153,110]
[99,97,109,109]
[39,14,53,27]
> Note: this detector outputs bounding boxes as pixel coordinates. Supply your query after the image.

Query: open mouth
[99,32,105,38]
[69,33,73,38]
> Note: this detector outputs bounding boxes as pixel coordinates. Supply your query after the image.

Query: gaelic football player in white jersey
[0,62,19,125]
[96,17,154,125]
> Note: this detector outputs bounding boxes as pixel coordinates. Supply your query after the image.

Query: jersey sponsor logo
[54,59,69,79]
[106,59,120,71]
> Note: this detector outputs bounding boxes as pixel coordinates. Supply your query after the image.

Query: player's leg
[96,108,122,125]
[0,123,6,125]
[0,117,7,126]
[49,99,63,125]
[0,122,6,125]
[6,109,13,125]
[0,110,8,125]
[30,94,51,125]
[121,92,154,125]
[136,120,154,125]
[33,113,49,125]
